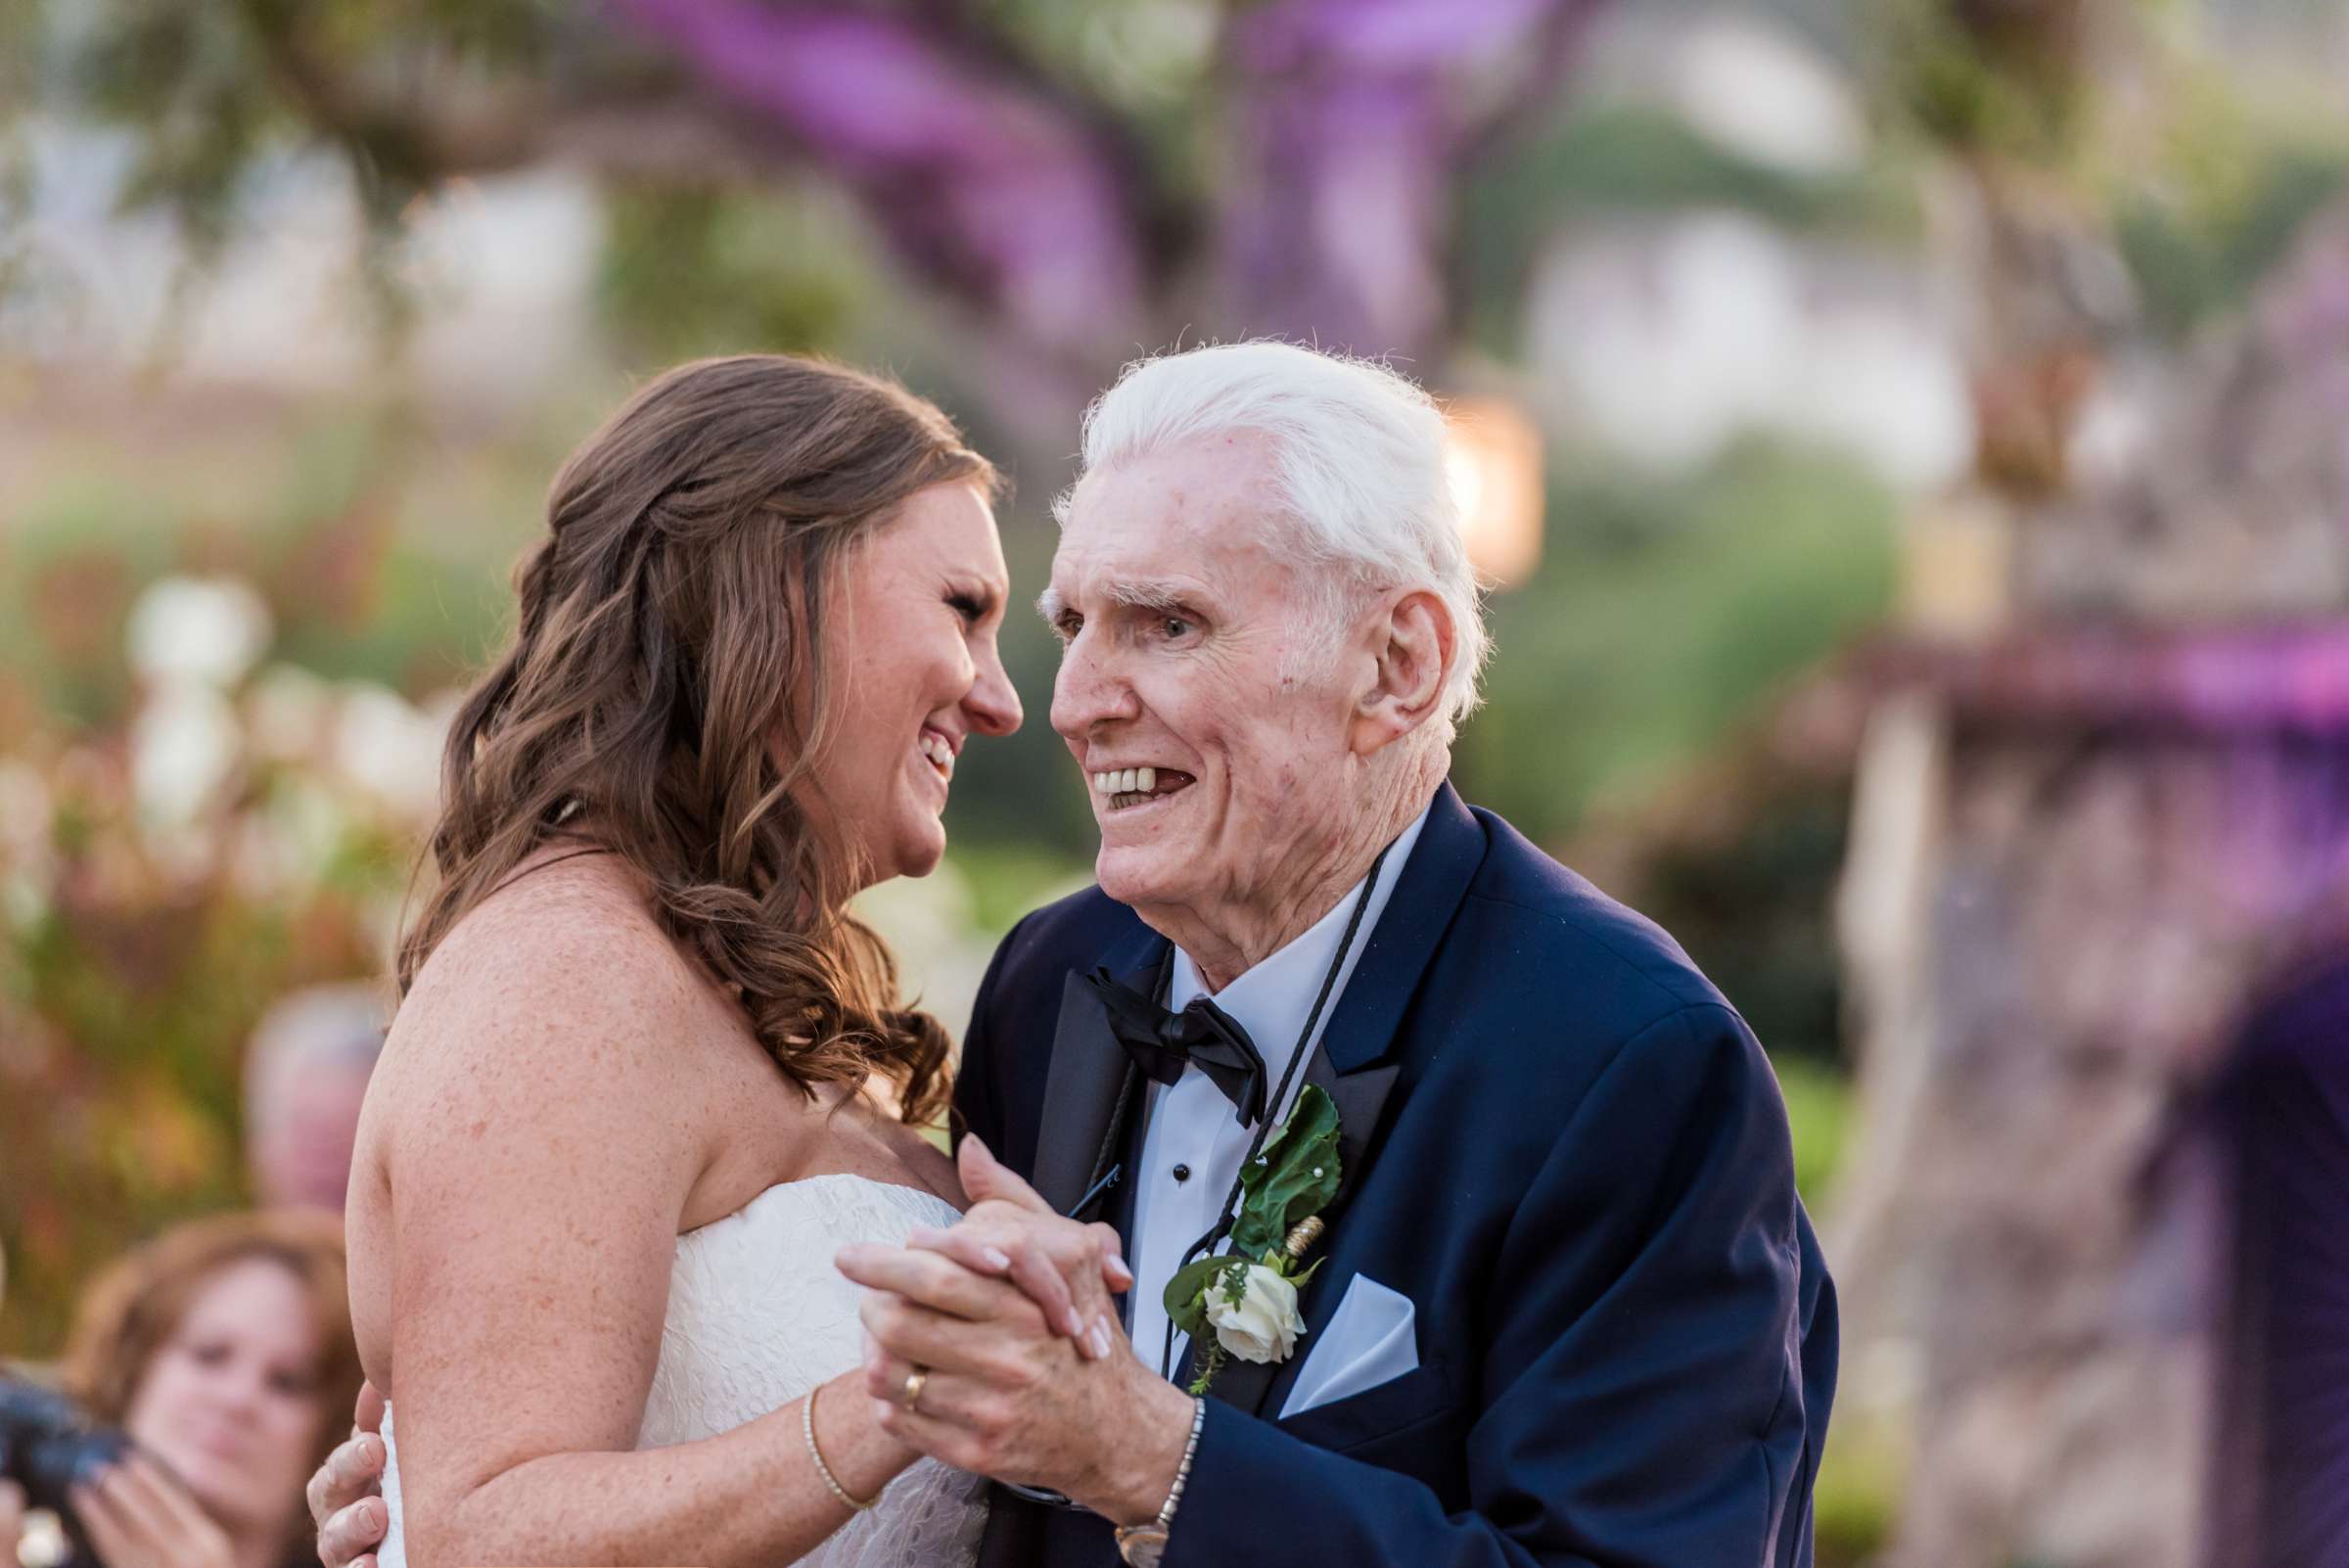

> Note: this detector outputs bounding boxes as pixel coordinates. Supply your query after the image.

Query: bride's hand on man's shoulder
[308,1379,390,1568]
[899,1135,1133,1361]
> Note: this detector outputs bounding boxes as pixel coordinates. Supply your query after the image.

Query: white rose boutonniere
[1164,1084,1340,1395]
[1204,1261,1305,1364]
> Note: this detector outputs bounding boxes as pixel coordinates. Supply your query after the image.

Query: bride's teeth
[1137,765,1155,793]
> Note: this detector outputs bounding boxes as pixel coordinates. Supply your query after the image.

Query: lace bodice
[377,1174,987,1567]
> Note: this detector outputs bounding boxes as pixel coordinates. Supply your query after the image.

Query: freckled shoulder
[371,856,734,1174]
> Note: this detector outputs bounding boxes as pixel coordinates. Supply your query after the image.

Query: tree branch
[605,0,1156,373]
[1215,0,1607,366]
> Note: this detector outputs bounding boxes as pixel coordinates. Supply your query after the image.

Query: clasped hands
[836,1134,1197,1527]
[303,1138,1192,1563]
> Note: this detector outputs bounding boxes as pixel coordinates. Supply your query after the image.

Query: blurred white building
[8,119,602,414]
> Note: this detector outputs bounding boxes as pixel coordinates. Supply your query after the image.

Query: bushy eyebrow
[1036,577,1203,624]
[1108,579,1198,615]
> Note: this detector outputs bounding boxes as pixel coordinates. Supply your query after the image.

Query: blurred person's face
[123,1258,328,1539]
[798,482,1022,887]
[251,1061,373,1212]
[1046,433,1375,944]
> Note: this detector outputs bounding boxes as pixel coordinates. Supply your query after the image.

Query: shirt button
[1172,1164,1191,1183]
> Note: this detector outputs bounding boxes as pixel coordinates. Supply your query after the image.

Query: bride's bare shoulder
[388,851,712,1078]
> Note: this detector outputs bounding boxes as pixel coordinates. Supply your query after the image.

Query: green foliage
[1773,1057,1852,1209]
[1635,779,1853,1071]
[597,182,874,363]
[945,841,1092,939]
[0,410,528,729]
[1451,439,1899,846]
[1460,104,1912,358]
[59,0,569,240]
[1812,1415,1902,1568]
[974,0,1219,115]
[0,773,401,1356]
[1869,0,2090,162]
[2118,147,2349,338]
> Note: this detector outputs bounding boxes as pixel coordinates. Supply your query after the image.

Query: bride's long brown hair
[397,354,996,1127]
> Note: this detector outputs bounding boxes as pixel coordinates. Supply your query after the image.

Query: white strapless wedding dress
[377,1174,988,1567]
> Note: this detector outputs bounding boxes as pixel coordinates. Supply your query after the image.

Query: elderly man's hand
[836,1139,1195,1525]
[307,1380,390,1568]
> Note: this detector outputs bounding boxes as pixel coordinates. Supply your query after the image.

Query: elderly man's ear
[1350,589,1455,756]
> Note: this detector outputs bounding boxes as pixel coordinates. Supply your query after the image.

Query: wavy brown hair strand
[398,355,995,1127]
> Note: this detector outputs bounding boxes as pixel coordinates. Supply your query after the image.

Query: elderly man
[840,343,1836,1567]
[307,342,1834,1567]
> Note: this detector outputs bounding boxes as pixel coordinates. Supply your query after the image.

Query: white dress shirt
[1127,800,1434,1377]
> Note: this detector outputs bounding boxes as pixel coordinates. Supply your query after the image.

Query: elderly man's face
[1047,433,1361,925]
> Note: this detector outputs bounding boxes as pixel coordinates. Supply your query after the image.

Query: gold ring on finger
[899,1365,930,1411]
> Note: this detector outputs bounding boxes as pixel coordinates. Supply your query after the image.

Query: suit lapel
[1029,938,1167,1215]
[1315,781,1485,1075]
[1308,1054,1403,1191]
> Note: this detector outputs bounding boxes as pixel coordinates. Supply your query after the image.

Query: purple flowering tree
[71,0,1601,434]
[601,0,1603,423]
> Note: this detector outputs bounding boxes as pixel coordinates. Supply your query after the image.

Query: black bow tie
[1085,967,1268,1127]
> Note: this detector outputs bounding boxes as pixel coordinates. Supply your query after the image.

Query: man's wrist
[1083,1369,1202,1526]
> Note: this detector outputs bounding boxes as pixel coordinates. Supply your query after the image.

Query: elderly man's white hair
[1057,341,1490,737]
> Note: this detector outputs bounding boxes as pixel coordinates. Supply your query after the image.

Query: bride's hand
[308,1379,390,1568]
[902,1136,1133,1361]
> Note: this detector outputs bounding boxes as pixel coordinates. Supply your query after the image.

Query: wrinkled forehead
[1049,437,1284,605]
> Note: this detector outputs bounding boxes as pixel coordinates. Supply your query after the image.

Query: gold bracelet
[803,1384,879,1512]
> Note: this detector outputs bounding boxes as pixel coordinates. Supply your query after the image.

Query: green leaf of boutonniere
[1163,1255,1245,1335]
[1159,1087,1345,1396]
[1231,1084,1342,1260]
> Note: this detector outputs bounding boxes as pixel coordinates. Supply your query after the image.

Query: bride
[340,355,1104,1566]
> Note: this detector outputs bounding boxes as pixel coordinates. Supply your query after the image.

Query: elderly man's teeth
[1096,769,1158,800]
[1095,768,1153,794]
[920,734,953,775]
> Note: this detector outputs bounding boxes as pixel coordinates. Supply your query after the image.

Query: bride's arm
[379,909,918,1568]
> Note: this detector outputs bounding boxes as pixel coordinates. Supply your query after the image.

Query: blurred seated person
[1,1211,362,1568]
[243,986,385,1214]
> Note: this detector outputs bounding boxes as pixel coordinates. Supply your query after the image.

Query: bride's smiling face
[799,481,1022,885]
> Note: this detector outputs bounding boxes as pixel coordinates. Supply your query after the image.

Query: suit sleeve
[1165,1002,1816,1568]
[951,911,1032,1156]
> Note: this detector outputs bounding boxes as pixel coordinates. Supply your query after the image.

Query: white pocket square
[1279,1273,1418,1419]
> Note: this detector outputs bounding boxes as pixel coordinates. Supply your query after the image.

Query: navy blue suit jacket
[956,783,1837,1567]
